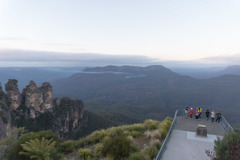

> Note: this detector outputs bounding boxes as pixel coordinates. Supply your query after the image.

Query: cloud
[201,54,240,65]
[0,49,158,67]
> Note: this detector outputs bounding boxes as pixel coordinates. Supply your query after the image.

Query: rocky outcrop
[22,81,53,118]
[0,79,85,139]
[5,79,22,110]
[52,97,85,138]
[0,85,11,139]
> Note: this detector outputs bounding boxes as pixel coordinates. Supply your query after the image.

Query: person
[211,110,215,122]
[195,108,199,119]
[184,107,189,118]
[206,109,210,121]
[189,108,193,118]
[215,111,222,123]
[198,107,202,119]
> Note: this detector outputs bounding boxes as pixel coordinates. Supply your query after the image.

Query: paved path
[161,117,226,160]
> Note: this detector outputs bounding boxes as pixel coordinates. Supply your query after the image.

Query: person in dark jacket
[206,109,210,121]
[215,111,222,123]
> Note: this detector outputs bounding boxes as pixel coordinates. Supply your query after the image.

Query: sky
[0,0,240,66]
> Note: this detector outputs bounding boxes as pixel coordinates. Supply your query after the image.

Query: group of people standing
[184,107,222,123]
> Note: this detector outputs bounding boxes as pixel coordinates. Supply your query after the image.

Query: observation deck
[155,110,233,160]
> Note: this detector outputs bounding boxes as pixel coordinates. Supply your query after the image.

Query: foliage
[206,131,240,160]
[127,152,145,160]
[102,136,134,160]
[5,130,59,160]
[0,127,25,160]
[77,148,93,160]
[141,145,158,160]
[160,117,173,139]
[94,143,104,157]
[85,130,107,144]
[19,137,56,160]
[58,140,76,153]
[144,119,159,130]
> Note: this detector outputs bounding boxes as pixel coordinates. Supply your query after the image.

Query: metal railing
[154,109,184,160]
[220,116,233,133]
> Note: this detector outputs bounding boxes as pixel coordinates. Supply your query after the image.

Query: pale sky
[0,0,240,64]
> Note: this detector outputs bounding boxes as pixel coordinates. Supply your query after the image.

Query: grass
[63,117,173,160]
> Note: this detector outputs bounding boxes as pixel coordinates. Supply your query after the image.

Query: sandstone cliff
[0,79,86,139]
[0,85,11,138]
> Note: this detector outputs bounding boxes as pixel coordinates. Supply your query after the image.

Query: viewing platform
[155,110,233,160]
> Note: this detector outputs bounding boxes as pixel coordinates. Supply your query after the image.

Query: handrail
[220,115,233,133]
[154,109,184,160]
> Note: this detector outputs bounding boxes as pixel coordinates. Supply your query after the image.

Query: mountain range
[52,65,240,127]
[0,65,240,127]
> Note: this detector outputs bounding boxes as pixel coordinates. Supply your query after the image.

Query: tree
[19,137,56,160]
[206,131,240,160]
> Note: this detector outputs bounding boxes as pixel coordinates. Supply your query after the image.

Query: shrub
[5,130,59,160]
[94,143,103,157]
[107,127,124,137]
[58,140,76,153]
[127,152,145,160]
[77,148,93,160]
[160,117,172,132]
[215,131,240,160]
[144,120,159,130]
[102,136,134,160]
[125,124,146,133]
[206,131,240,160]
[160,129,167,139]
[19,137,56,160]
[142,145,158,160]
[85,130,107,144]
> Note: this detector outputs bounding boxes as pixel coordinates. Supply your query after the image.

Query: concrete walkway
[161,117,226,160]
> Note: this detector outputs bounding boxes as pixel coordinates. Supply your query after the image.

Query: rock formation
[0,79,86,139]
[5,79,22,110]
[22,81,53,118]
[52,97,85,138]
[0,85,11,138]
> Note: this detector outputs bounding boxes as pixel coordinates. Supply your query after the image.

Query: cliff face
[5,79,22,110]
[22,81,53,118]
[52,97,86,138]
[0,79,86,139]
[0,86,11,138]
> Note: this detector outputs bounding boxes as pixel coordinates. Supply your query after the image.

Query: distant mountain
[0,67,84,90]
[216,65,240,76]
[172,65,240,79]
[52,65,240,126]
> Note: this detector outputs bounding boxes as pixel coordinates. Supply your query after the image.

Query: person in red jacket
[195,108,199,119]
[189,108,193,118]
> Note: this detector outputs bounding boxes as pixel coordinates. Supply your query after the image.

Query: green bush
[85,130,107,144]
[107,127,124,137]
[160,128,167,139]
[94,143,103,157]
[102,136,134,160]
[214,131,240,159]
[19,137,56,160]
[142,145,158,160]
[144,120,159,130]
[77,148,93,160]
[5,130,59,160]
[127,152,145,160]
[125,124,146,133]
[59,140,76,153]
